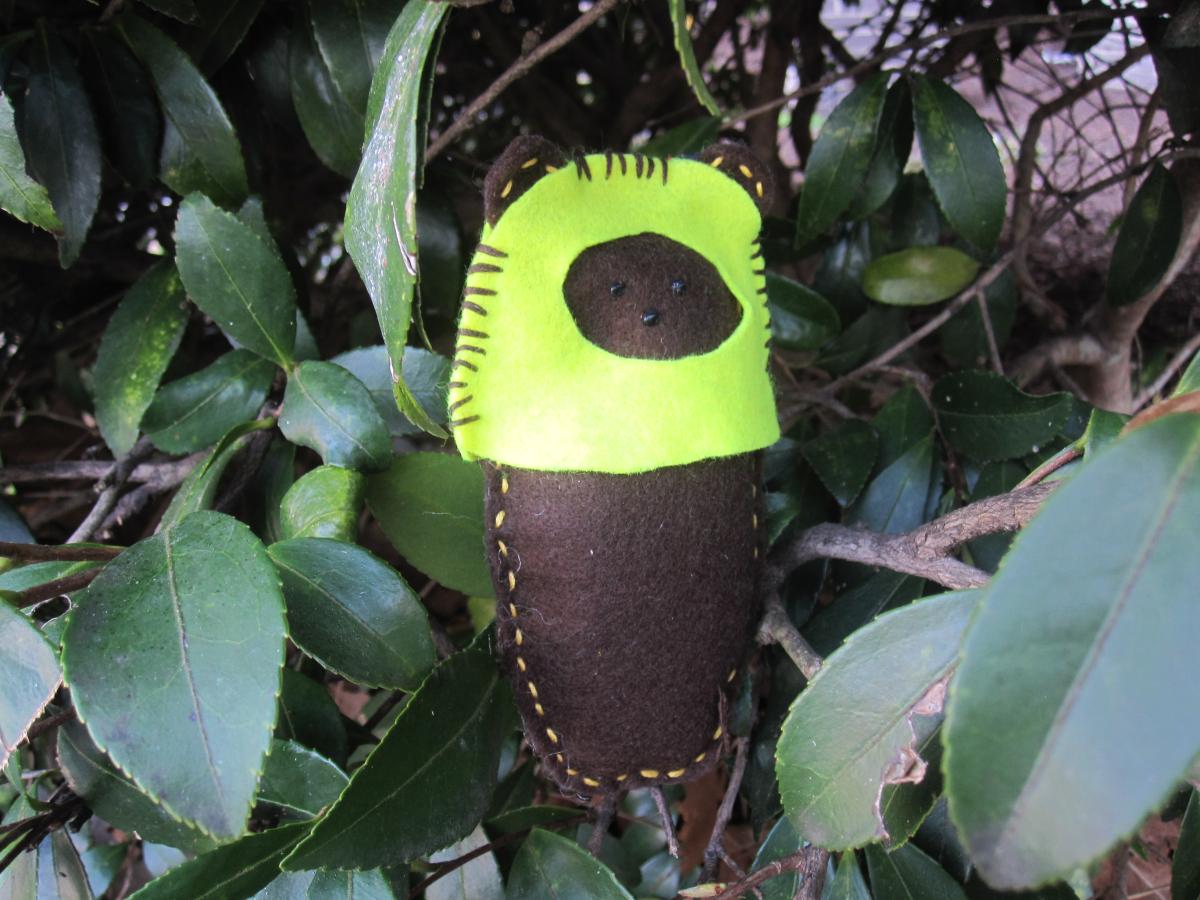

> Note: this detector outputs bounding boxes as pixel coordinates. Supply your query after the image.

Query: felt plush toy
[449,135,779,809]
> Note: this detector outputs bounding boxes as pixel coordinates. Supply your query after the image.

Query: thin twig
[702,737,750,882]
[757,594,823,679]
[651,786,679,859]
[425,0,624,162]
[726,8,1125,126]
[408,815,586,898]
[1133,331,1200,409]
[67,438,155,544]
[12,568,103,609]
[775,482,1059,592]
[0,456,201,485]
[26,709,75,741]
[711,844,831,900]
[0,541,121,563]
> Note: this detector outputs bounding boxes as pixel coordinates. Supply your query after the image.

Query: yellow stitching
[495,510,506,527]
[515,628,524,645]
[713,725,723,740]
[752,514,759,529]
[753,547,759,559]
[710,156,724,167]
[668,769,685,778]
[545,164,558,173]
[521,157,539,169]
[507,571,517,591]
[727,668,737,682]
[640,769,659,778]
[528,682,538,699]
[616,774,628,781]
[694,751,707,763]
[501,476,510,494]
[500,180,513,198]
[555,753,564,761]
[498,539,508,557]
[583,777,600,787]
[567,767,579,776]
[535,703,545,716]
[738,164,753,178]
[517,656,527,672]
[547,728,559,743]
[509,602,517,617]
[755,181,764,198]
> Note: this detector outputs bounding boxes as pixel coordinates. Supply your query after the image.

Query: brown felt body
[563,233,743,360]
[485,455,763,796]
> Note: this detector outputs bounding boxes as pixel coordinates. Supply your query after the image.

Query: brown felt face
[561,233,743,360]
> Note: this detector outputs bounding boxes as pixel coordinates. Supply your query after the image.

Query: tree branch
[0,541,122,562]
[11,568,104,609]
[711,844,830,900]
[424,0,624,163]
[775,482,1058,592]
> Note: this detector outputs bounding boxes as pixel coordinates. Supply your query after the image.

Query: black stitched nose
[671,278,686,296]
[610,280,626,297]
[641,308,660,326]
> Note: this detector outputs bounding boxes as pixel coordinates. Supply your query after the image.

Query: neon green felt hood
[449,153,779,474]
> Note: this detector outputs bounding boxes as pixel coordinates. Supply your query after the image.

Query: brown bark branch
[776,482,1058,592]
[11,568,103,609]
[424,0,624,163]
[1134,331,1200,410]
[0,541,122,562]
[711,844,830,900]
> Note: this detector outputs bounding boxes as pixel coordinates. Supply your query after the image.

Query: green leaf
[803,571,925,658]
[183,0,266,73]
[865,842,969,900]
[138,0,198,22]
[0,90,60,231]
[79,29,161,188]
[143,350,276,454]
[255,867,396,899]
[939,269,1017,367]
[873,384,934,470]
[862,246,979,306]
[816,307,907,376]
[849,434,934,534]
[802,420,879,507]
[331,345,450,438]
[826,853,871,900]
[344,0,449,439]
[10,829,95,900]
[175,192,297,366]
[290,6,362,177]
[945,413,1200,888]
[1105,163,1183,306]
[506,829,634,900]
[766,274,841,352]
[268,538,435,690]
[279,362,392,472]
[0,560,98,594]
[365,452,491,596]
[57,720,214,853]
[748,817,804,900]
[279,466,364,542]
[24,23,101,267]
[281,648,514,871]
[159,418,274,527]
[0,599,61,768]
[639,118,721,157]
[910,75,1006,252]
[796,73,889,244]
[256,739,347,821]
[933,371,1072,462]
[1175,347,1200,397]
[93,262,189,457]
[848,77,913,220]
[62,511,286,839]
[1175,791,1200,900]
[277,669,348,767]
[309,0,402,119]
[426,825,503,900]
[778,591,977,849]
[667,0,719,116]
[129,822,311,899]
[118,15,248,207]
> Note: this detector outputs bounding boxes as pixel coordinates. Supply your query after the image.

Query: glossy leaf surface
[0,599,61,768]
[279,362,392,472]
[933,372,1071,462]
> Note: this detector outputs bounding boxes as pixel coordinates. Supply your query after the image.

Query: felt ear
[697,142,773,216]
[484,135,568,226]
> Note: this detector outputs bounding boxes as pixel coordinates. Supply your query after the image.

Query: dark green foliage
[0,2,1195,898]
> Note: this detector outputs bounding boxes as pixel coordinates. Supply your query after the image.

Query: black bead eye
[641,308,660,326]
[609,280,625,297]
[670,278,686,296]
